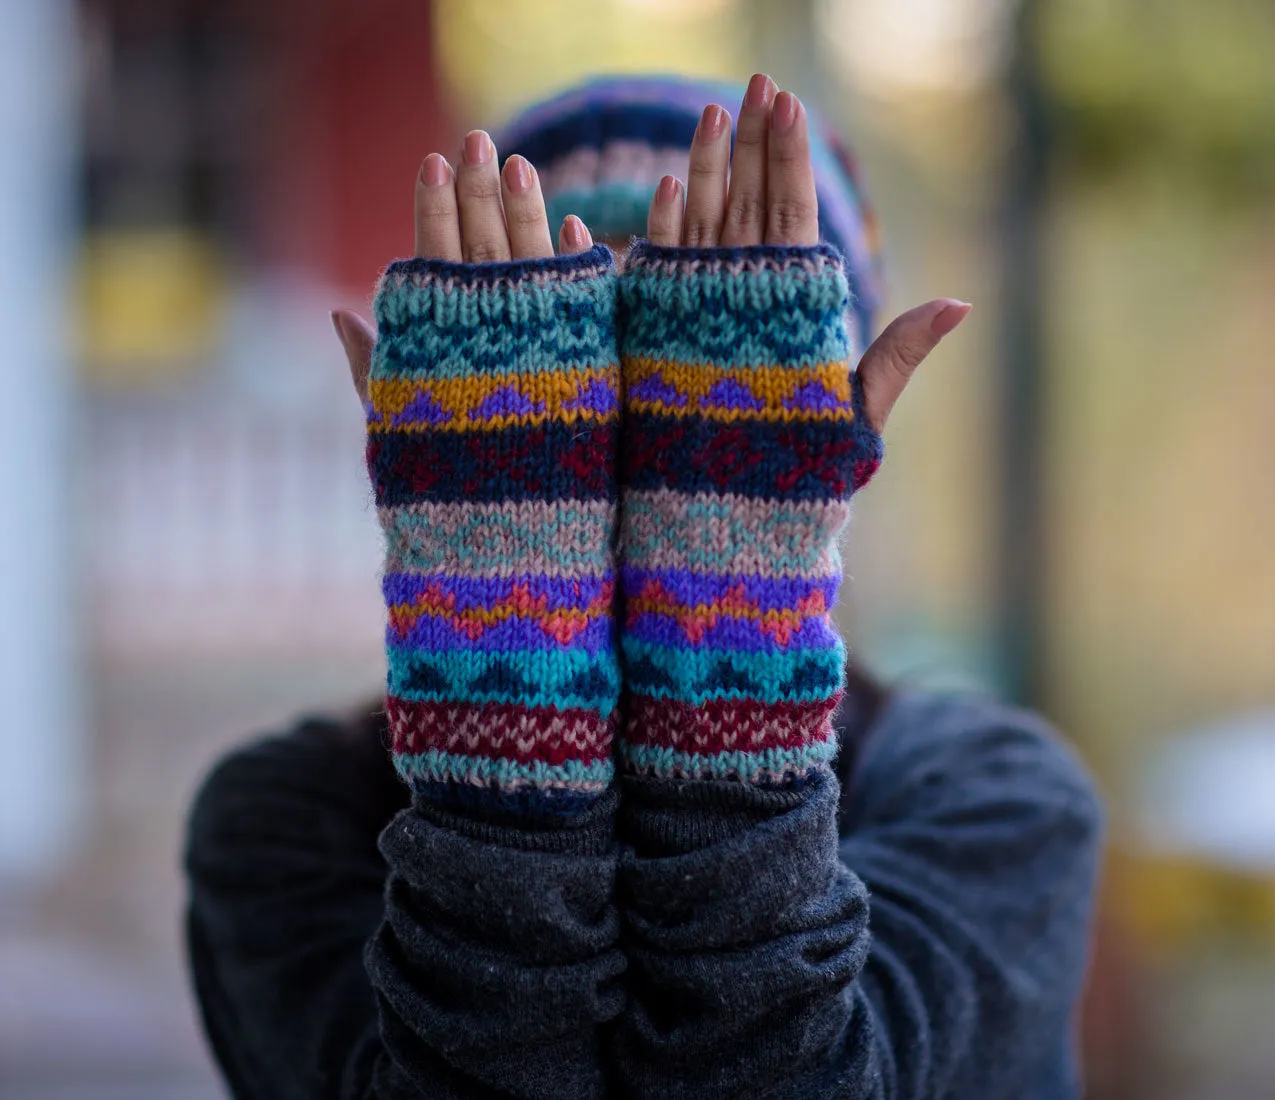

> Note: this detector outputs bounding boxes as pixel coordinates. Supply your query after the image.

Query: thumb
[856,299,971,433]
[330,308,377,405]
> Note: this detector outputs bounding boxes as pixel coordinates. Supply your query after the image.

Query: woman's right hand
[331,131,597,403]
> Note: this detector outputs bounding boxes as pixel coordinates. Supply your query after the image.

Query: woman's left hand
[644,73,971,435]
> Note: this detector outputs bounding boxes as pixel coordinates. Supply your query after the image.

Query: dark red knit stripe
[387,695,613,765]
[623,693,841,754]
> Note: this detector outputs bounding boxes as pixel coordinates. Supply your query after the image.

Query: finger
[330,308,377,405]
[720,74,774,247]
[501,155,555,260]
[682,104,731,247]
[557,214,594,256]
[414,154,462,261]
[455,129,511,263]
[765,92,819,246]
[646,175,684,247]
[856,299,971,432]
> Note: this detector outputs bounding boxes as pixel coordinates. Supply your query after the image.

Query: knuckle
[466,238,508,263]
[768,197,813,238]
[688,158,722,182]
[460,175,502,203]
[417,202,456,225]
[770,141,806,167]
[726,193,764,230]
[890,340,928,374]
[507,202,546,230]
[682,218,718,248]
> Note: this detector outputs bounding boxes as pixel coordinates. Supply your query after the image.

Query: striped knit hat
[497,74,884,354]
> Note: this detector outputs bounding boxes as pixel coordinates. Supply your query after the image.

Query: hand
[331,130,595,404]
[645,73,971,433]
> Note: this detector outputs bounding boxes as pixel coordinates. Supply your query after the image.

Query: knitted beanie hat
[496,74,884,353]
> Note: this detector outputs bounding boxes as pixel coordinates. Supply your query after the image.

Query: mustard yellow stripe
[621,357,854,423]
[369,367,617,432]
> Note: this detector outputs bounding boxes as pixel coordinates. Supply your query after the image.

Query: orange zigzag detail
[626,579,827,646]
[390,580,613,643]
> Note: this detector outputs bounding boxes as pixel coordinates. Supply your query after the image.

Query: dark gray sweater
[184,689,1102,1099]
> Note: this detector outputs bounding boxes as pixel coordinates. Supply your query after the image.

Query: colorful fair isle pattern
[617,241,884,786]
[367,245,621,813]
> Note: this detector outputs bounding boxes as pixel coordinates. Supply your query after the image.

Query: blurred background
[0,0,1272,1096]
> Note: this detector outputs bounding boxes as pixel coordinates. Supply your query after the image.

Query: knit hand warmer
[366,245,622,814]
[617,242,883,786]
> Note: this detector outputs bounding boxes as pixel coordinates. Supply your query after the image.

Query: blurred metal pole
[0,0,83,885]
[995,0,1050,706]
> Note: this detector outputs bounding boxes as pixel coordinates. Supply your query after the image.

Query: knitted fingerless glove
[367,245,622,814]
[617,242,883,786]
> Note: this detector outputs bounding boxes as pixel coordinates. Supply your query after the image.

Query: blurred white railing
[83,384,385,658]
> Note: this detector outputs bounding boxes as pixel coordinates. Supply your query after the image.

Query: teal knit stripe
[394,748,614,793]
[620,312,852,371]
[372,326,618,381]
[621,637,846,706]
[618,734,839,783]
[383,499,616,578]
[621,254,847,314]
[374,258,614,331]
[372,258,618,379]
[619,245,853,368]
[387,647,621,713]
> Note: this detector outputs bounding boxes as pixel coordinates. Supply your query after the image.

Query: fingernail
[772,92,799,132]
[420,153,449,187]
[931,301,972,338]
[506,155,532,193]
[565,215,587,250]
[743,73,773,110]
[698,104,727,140]
[656,175,681,204]
[463,130,492,166]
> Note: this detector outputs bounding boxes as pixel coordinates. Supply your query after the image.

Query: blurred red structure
[252,0,454,292]
[84,0,456,295]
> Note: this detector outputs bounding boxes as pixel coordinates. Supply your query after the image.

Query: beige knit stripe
[382,499,616,578]
[619,488,848,579]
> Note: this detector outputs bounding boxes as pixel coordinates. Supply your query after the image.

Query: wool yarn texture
[366,245,622,814]
[617,241,884,786]
[497,73,884,357]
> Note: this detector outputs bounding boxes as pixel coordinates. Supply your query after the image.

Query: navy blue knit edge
[626,239,847,270]
[380,242,614,287]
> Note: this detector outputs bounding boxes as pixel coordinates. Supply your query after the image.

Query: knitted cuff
[368,245,622,815]
[616,241,883,787]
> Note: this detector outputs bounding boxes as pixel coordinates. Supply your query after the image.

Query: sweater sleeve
[609,243,1102,1098]
[184,718,626,1100]
[186,250,628,1099]
[361,246,627,1097]
[613,696,1103,1100]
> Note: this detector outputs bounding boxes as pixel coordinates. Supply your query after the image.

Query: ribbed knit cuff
[616,242,882,788]
[368,246,622,816]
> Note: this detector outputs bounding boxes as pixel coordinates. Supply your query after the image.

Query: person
[184,74,1103,1099]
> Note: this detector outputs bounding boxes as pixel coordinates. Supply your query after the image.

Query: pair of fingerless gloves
[366,240,883,817]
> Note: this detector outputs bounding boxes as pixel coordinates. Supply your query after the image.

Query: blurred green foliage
[1038,0,1275,199]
